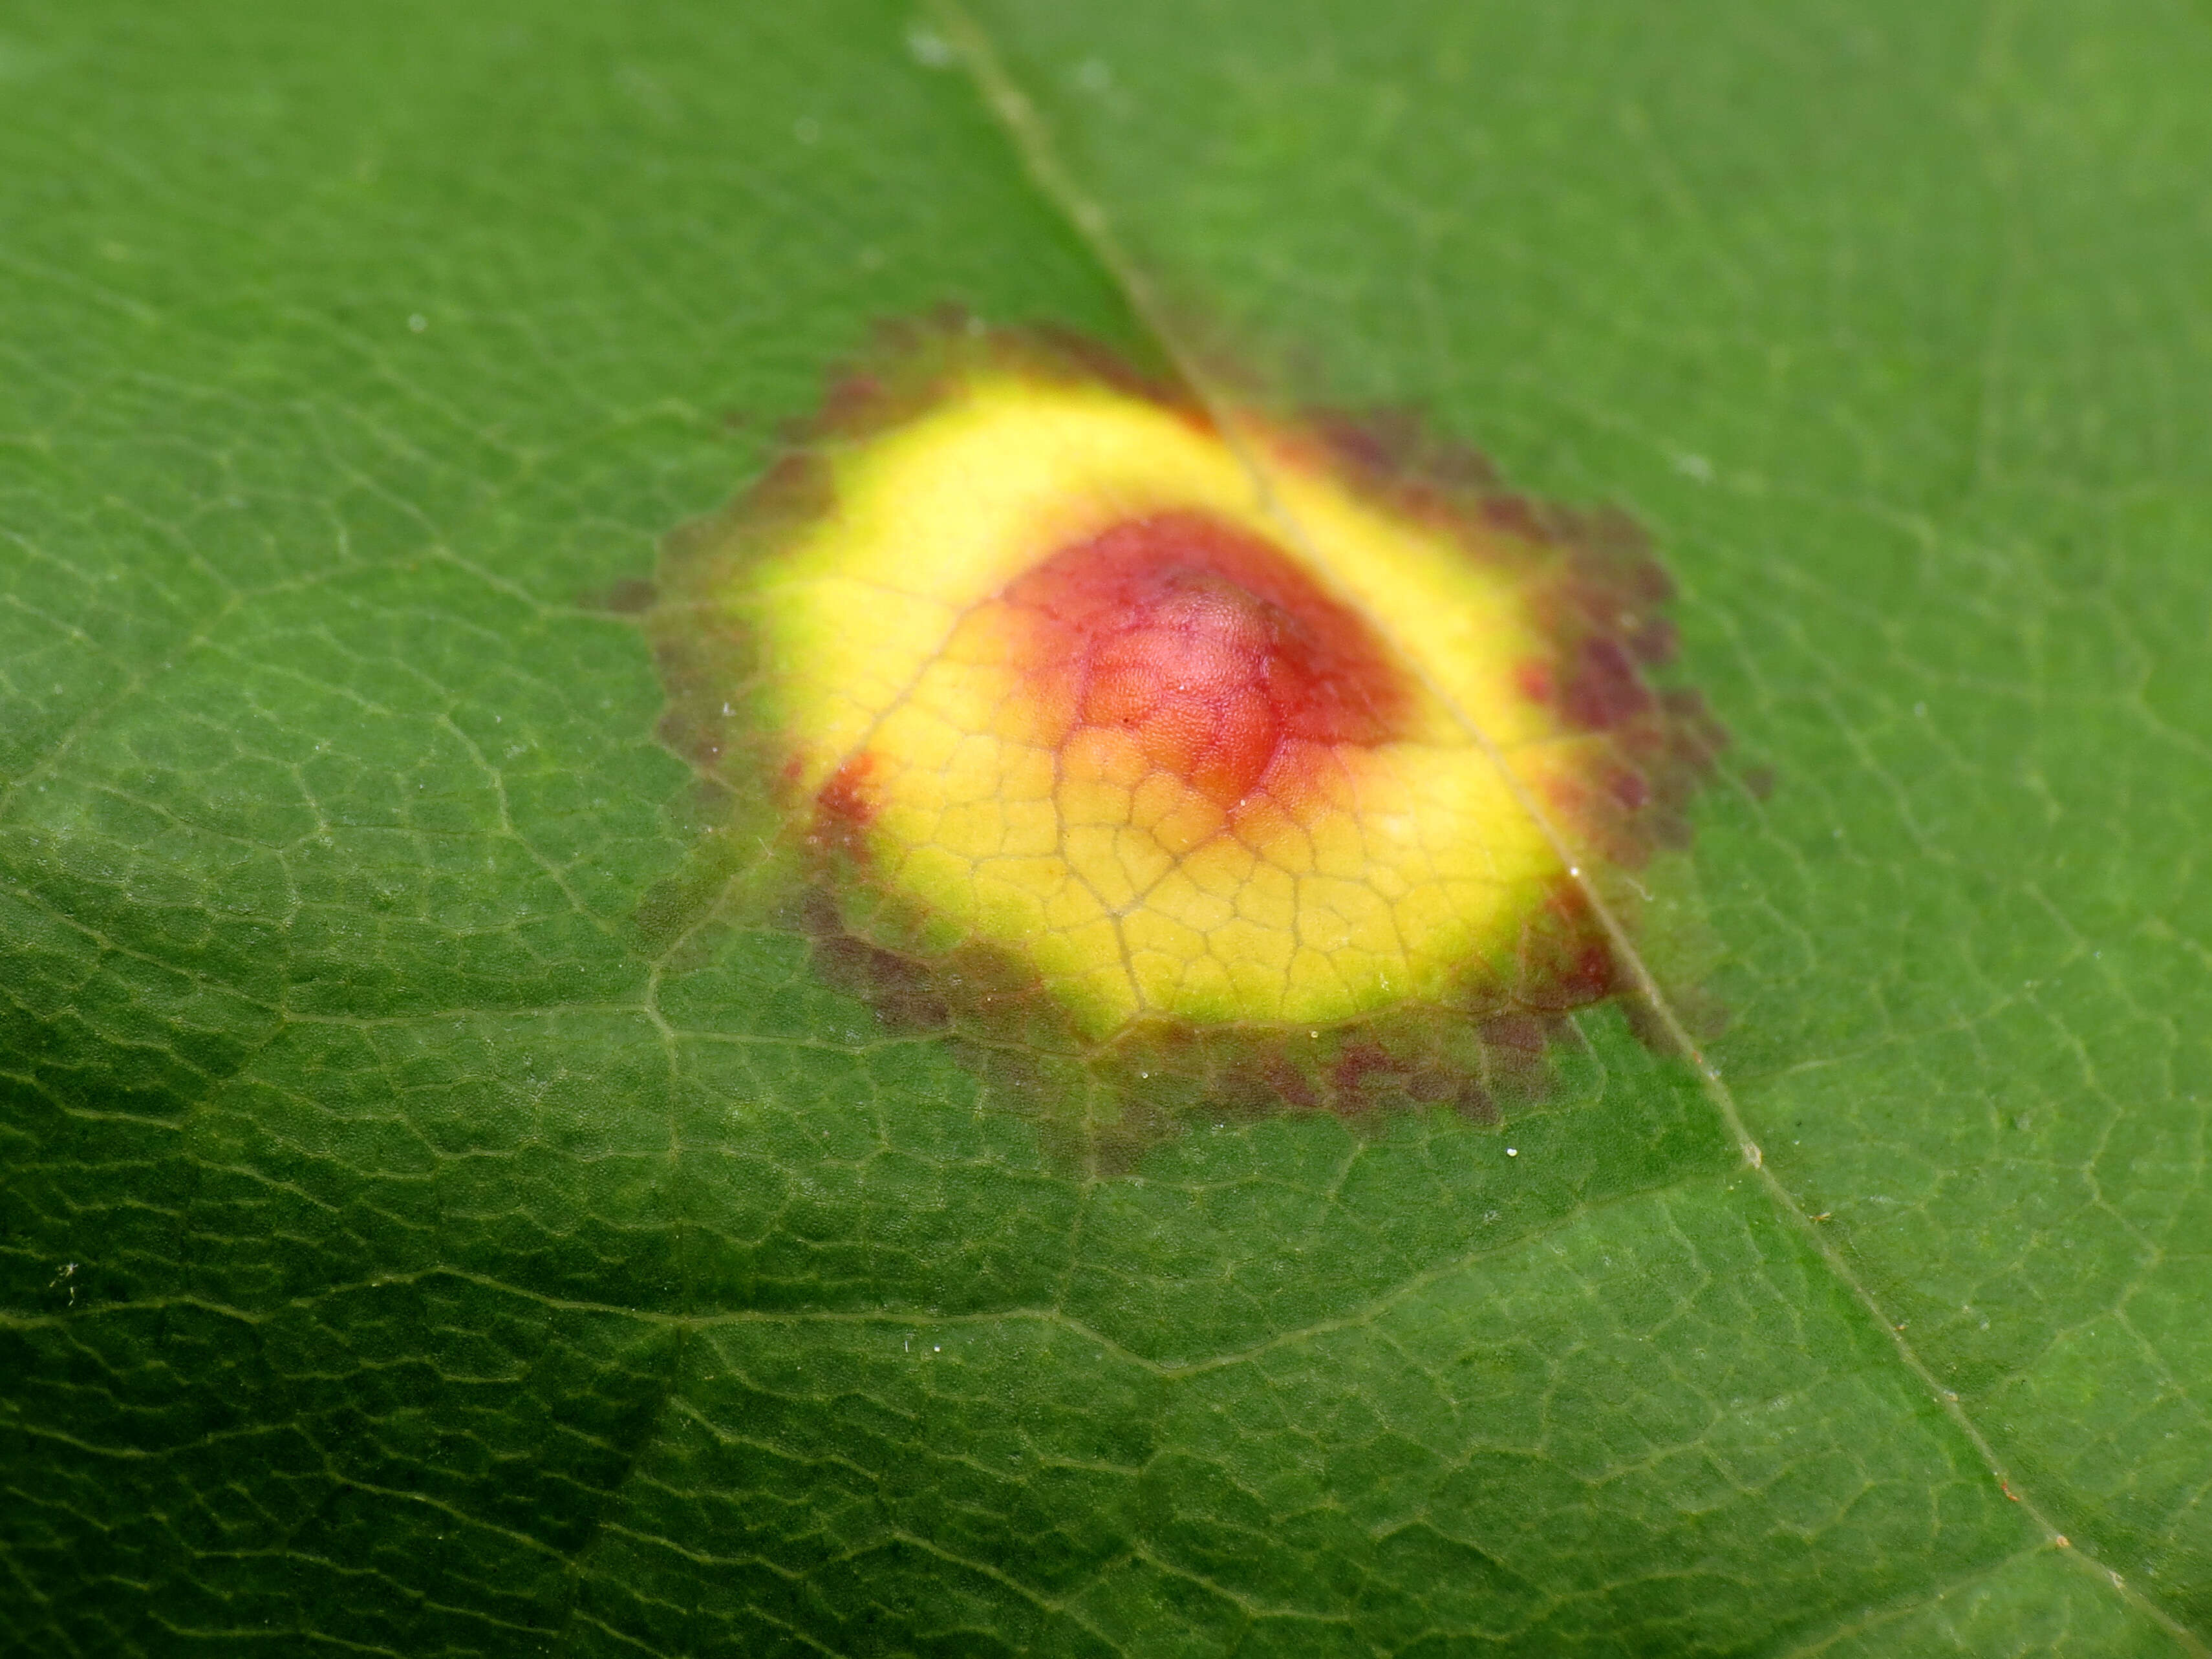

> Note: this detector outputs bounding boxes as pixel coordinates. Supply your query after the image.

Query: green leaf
[3,0,2207,1653]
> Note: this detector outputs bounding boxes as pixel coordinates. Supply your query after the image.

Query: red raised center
[1002,511,1410,809]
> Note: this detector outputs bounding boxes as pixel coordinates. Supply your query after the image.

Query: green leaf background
[5,0,2209,1652]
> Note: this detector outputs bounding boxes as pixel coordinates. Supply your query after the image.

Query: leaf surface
[3,0,2208,1653]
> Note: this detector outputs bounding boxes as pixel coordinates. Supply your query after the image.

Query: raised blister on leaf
[650,319,1721,1160]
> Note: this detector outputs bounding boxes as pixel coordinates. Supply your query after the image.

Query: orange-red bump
[652,319,1722,1127]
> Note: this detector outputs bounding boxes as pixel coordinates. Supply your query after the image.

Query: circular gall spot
[647,319,1723,1152]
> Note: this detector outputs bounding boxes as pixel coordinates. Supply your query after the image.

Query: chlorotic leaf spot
[650,319,1722,1159]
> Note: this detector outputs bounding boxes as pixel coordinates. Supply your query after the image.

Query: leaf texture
[3,0,2209,1653]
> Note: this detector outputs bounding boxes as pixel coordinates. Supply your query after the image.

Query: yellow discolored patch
[652,321,1719,1128]
[760,366,1573,1033]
